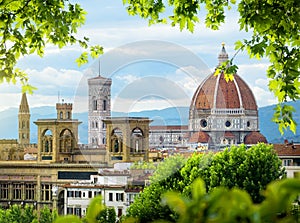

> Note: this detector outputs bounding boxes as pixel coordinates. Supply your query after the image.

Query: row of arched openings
[110,127,145,153]
[41,129,74,153]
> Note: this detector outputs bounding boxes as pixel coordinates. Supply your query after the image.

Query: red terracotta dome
[190,45,257,111]
[244,132,268,144]
[191,72,257,111]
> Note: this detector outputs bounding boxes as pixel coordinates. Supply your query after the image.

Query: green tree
[207,144,285,203]
[122,0,300,134]
[126,155,187,222]
[96,207,116,223]
[126,144,285,222]
[150,154,187,184]
[39,205,57,223]
[0,0,103,92]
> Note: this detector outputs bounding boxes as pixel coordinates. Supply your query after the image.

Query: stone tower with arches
[88,75,112,147]
[103,117,151,164]
[18,93,30,146]
[35,102,81,162]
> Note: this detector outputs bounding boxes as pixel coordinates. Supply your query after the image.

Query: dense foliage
[162,178,300,223]
[0,204,57,223]
[95,207,116,223]
[126,144,285,222]
[0,0,103,92]
[122,0,300,134]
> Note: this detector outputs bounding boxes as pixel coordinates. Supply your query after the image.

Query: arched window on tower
[95,121,98,129]
[60,112,63,119]
[67,111,71,119]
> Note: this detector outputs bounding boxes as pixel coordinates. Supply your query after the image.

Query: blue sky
[0,0,276,113]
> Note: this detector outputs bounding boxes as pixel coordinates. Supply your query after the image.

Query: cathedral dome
[190,45,257,111]
[189,44,263,147]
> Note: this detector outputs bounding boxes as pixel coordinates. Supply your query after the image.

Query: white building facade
[62,169,140,218]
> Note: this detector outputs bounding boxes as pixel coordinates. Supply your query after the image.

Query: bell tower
[88,74,112,147]
[18,93,30,146]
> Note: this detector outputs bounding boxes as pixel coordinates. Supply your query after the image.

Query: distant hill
[258,100,300,143]
[0,101,299,144]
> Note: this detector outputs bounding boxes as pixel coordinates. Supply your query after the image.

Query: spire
[218,42,229,65]
[19,93,30,114]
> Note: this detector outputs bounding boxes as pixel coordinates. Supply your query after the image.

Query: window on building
[0,183,9,199]
[75,191,81,198]
[93,177,98,184]
[67,207,73,215]
[109,192,113,201]
[89,191,93,198]
[95,121,98,129]
[93,100,97,111]
[118,208,123,217]
[75,208,81,217]
[116,193,124,202]
[67,191,74,197]
[41,184,52,201]
[103,100,107,111]
[67,111,71,119]
[283,159,292,166]
[13,184,22,200]
[25,184,35,200]
[60,111,63,119]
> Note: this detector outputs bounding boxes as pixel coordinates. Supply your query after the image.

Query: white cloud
[115,74,140,84]
[252,86,277,107]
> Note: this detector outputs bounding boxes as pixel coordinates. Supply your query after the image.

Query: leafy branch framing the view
[122,0,300,134]
[1,0,299,134]
[0,0,103,93]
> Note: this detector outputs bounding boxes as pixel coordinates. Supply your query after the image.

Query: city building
[274,141,300,178]
[0,95,111,213]
[1,43,298,219]
[62,168,150,218]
